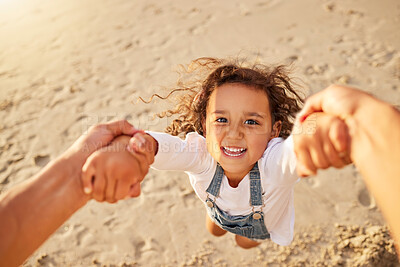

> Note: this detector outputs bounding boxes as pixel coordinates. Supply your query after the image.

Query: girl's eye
[216,117,228,123]
[244,119,259,125]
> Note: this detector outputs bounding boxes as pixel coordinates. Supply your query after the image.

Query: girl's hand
[293,112,351,177]
[127,132,158,158]
[81,135,154,203]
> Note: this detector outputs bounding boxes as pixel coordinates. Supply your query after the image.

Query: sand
[0,0,399,266]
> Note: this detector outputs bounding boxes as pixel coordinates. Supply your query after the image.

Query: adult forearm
[297,85,400,256]
[348,98,400,248]
[0,154,89,267]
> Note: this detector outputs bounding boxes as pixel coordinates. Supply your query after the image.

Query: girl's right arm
[129,131,211,174]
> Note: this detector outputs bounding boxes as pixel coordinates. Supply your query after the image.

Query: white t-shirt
[147,131,299,246]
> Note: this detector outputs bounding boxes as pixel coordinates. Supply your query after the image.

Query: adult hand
[296,85,376,164]
[65,120,141,162]
[297,84,373,123]
[81,135,154,202]
[0,120,141,267]
[293,112,350,177]
[296,85,400,257]
[60,120,142,192]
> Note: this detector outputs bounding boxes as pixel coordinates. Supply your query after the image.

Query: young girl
[82,57,349,248]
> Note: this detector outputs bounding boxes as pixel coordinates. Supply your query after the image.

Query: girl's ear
[271,121,282,138]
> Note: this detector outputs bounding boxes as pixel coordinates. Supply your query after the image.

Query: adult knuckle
[92,149,102,157]
[108,164,119,175]
[117,120,129,128]
[335,162,345,168]
[117,119,128,124]
[319,160,329,169]
[91,124,104,131]
[106,196,115,203]
[81,168,88,177]
[114,192,122,200]
[306,162,316,171]
[93,187,102,196]
[293,139,305,150]
[121,168,132,179]
[93,194,104,202]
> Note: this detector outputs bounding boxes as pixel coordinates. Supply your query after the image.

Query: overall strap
[249,162,263,206]
[206,163,224,197]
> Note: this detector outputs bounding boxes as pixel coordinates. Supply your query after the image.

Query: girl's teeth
[224,147,245,152]
[223,147,246,157]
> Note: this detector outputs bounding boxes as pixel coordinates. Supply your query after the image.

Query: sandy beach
[1,0,399,266]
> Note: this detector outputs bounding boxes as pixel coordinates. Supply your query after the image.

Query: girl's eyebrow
[212,110,227,114]
[212,110,266,119]
[244,112,266,119]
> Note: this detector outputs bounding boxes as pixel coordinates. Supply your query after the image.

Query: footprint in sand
[188,14,214,35]
[323,3,335,12]
[332,74,351,85]
[35,253,57,266]
[75,225,92,246]
[394,58,400,80]
[133,240,146,259]
[370,51,396,68]
[284,55,300,65]
[304,177,320,188]
[304,64,329,76]
[357,188,376,209]
[256,0,282,9]
[180,187,196,207]
[34,154,50,167]
[103,217,121,229]
[0,100,13,111]
[136,237,165,260]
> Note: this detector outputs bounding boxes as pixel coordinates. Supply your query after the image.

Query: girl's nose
[227,123,244,139]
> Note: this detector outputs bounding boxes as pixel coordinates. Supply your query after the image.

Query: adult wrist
[346,96,398,165]
[54,151,90,204]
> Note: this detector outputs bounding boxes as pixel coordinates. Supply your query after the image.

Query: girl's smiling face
[204,83,280,182]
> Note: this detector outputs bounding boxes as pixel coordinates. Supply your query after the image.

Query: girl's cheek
[206,139,220,154]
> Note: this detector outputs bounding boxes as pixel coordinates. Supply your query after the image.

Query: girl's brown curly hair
[143,57,304,139]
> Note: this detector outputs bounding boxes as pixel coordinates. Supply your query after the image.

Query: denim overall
[205,162,271,240]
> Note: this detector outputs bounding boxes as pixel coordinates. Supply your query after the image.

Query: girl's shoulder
[262,136,288,157]
[186,131,205,140]
[259,135,298,185]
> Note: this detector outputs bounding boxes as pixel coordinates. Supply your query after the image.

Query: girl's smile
[221,146,247,158]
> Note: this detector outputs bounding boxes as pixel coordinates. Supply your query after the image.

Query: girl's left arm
[262,136,299,186]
